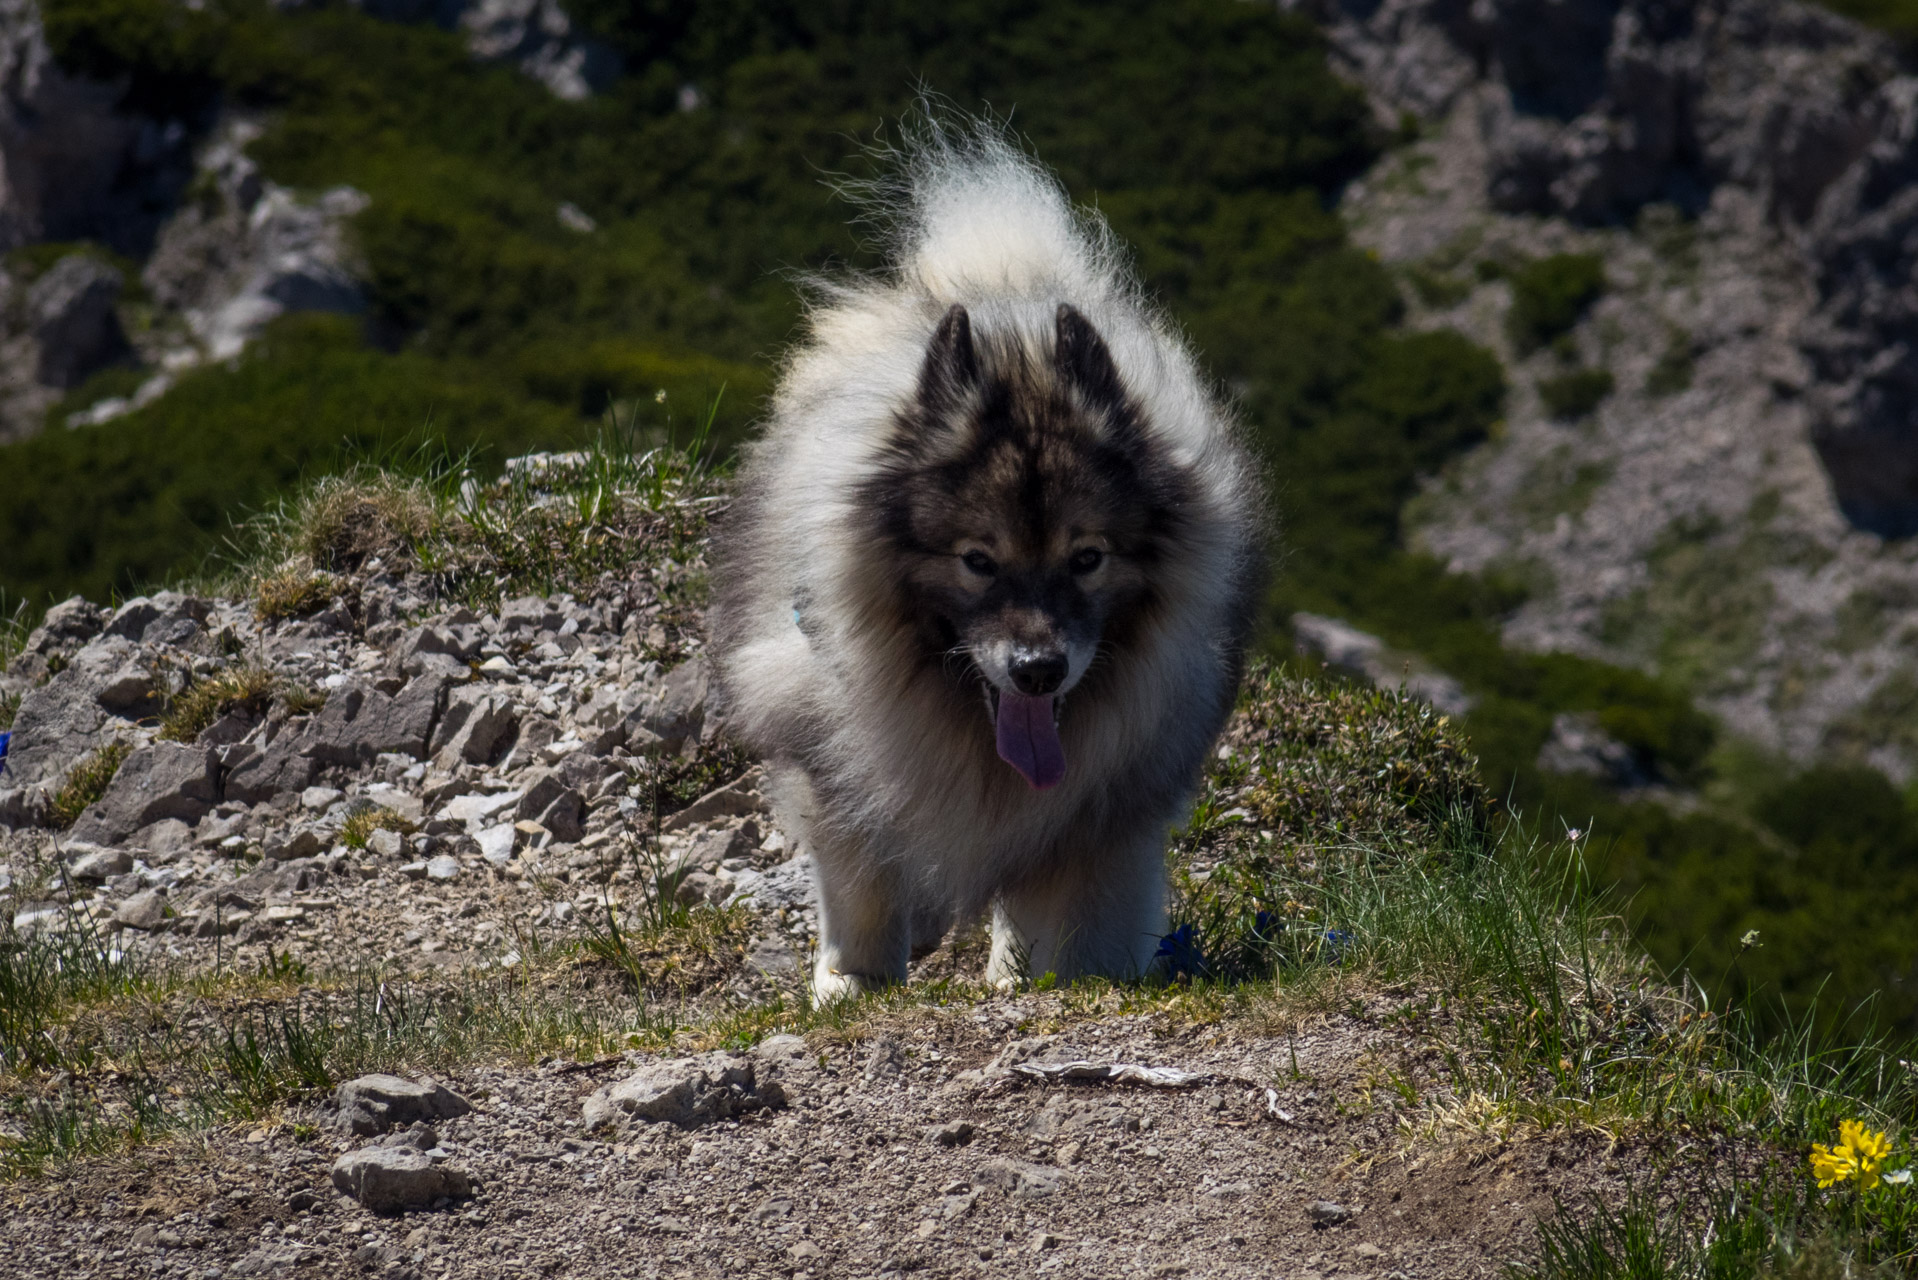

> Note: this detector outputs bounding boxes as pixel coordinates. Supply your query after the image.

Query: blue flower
[1154,923,1207,977]
[1319,929,1352,963]
[0,729,10,776]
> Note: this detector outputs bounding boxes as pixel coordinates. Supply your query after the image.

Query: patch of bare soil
[1,992,1701,1280]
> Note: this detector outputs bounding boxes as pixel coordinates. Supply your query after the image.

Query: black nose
[1009,652,1067,697]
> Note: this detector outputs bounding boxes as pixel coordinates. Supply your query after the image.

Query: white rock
[440,790,522,827]
[476,823,516,865]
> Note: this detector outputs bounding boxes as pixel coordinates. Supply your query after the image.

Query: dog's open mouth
[986,687,1066,791]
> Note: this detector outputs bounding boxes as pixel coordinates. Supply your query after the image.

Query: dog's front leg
[809,850,910,1005]
[987,833,1167,988]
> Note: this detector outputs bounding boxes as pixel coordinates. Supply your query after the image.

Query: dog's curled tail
[861,115,1133,307]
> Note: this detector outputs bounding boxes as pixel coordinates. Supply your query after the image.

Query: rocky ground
[0,457,1709,1278]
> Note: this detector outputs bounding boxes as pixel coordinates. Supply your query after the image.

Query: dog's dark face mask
[865,302,1189,790]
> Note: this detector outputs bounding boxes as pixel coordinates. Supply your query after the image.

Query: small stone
[425,855,460,881]
[581,1053,786,1130]
[1030,1231,1058,1252]
[399,860,429,881]
[367,828,404,859]
[1355,1242,1385,1258]
[301,787,343,811]
[1309,1200,1356,1226]
[788,1241,823,1262]
[66,846,133,882]
[675,869,719,906]
[929,1120,975,1147]
[476,823,516,864]
[263,827,324,862]
[112,889,169,931]
[330,1145,471,1213]
[477,655,515,676]
[750,1198,792,1221]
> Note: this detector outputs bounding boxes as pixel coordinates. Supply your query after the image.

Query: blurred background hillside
[7,0,1918,1036]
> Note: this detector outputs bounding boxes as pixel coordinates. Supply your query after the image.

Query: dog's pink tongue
[996,692,1066,790]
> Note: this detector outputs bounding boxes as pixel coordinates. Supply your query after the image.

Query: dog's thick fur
[709,126,1262,1003]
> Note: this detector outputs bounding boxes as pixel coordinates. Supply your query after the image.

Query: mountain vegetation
[8,0,1918,1047]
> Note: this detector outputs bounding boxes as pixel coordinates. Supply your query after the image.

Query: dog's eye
[961,549,997,576]
[1069,547,1105,575]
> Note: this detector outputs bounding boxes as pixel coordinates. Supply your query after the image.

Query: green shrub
[1644,327,1694,396]
[1507,252,1606,352]
[13,0,1374,605]
[1538,366,1615,419]
[1815,0,1918,48]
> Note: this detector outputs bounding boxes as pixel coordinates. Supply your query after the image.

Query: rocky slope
[0,0,609,442]
[1304,0,1918,777]
[0,466,810,983]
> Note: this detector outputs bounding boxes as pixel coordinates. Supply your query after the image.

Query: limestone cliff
[1305,0,1918,777]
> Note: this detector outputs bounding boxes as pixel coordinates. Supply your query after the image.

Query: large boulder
[5,635,155,786]
[329,1074,473,1136]
[305,675,446,767]
[430,686,517,767]
[67,742,218,845]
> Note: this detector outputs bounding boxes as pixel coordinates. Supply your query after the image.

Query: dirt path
[2,993,1664,1279]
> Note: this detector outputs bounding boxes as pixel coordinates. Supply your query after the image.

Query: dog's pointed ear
[1055,303,1126,416]
[917,304,980,412]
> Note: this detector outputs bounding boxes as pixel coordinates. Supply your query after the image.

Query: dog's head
[862,302,1193,789]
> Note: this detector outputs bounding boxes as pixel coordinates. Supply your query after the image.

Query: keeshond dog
[710,124,1262,1003]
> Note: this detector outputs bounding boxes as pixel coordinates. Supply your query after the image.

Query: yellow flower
[1812,1141,1859,1188]
[1811,1119,1895,1187]
[1843,1119,1893,1177]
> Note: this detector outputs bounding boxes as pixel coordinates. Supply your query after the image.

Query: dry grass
[295,474,433,573]
[337,806,418,850]
[251,567,340,623]
[158,665,278,743]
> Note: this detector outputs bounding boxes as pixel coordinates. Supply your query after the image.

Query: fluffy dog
[710,125,1262,1003]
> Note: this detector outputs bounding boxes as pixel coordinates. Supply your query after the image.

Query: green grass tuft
[49,740,132,829]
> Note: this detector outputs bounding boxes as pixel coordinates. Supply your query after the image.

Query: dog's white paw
[811,965,883,1007]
